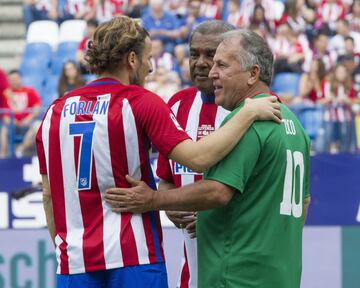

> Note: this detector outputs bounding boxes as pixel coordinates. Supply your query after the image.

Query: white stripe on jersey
[93,94,124,269]
[183,231,197,288]
[181,92,203,185]
[215,106,230,129]
[122,99,150,265]
[171,100,181,116]
[42,106,62,272]
[60,96,85,274]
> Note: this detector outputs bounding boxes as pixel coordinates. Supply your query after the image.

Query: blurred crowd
[1,0,360,158]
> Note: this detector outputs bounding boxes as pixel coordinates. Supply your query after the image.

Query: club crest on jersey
[173,162,202,175]
[80,178,88,187]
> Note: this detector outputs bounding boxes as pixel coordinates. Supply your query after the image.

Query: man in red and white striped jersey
[156,20,234,288]
[36,16,281,287]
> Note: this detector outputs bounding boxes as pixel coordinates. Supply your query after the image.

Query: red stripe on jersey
[180,243,190,288]
[80,156,106,271]
[75,108,106,272]
[120,213,139,266]
[49,102,69,274]
[107,99,139,266]
[141,213,157,262]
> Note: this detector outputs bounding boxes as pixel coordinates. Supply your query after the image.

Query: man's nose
[209,65,217,79]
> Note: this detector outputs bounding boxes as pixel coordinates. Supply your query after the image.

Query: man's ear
[127,51,137,70]
[247,65,260,86]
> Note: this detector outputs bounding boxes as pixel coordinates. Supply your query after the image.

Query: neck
[99,71,130,85]
[234,82,270,108]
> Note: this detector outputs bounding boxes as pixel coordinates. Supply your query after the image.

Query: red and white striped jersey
[36,78,189,275]
[157,87,229,288]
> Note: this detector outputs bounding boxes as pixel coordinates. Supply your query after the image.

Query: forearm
[43,194,56,244]
[152,180,233,211]
[158,179,176,191]
[169,107,256,172]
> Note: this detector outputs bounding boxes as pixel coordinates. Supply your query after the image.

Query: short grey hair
[222,29,274,86]
[189,20,235,45]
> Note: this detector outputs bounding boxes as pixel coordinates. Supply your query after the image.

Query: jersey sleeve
[204,126,261,193]
[36,121,47,175]
[156,152,174,183]
[135,92,190,156]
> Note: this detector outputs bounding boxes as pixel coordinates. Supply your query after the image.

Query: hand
[244,96,282,123]
[105,175,155,214]
[185,218,196,239]
[166,210,196,229]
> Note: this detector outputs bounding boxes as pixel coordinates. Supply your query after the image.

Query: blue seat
[56,41,78,61]
[20,57,49,77]
[41,89,59,109]
[51,57,68,75]
[23,42,53,61]
[21,75,45,94]
[271,73,301,97]
[44,75,59,93]
[298,107,324,140]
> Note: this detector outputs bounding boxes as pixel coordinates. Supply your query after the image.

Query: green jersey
[199,94,311,288]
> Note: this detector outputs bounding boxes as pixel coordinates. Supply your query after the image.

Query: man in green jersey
[105,29,311,288]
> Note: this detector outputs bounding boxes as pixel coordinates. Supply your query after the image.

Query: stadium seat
[56,41,79,61]
[21,75,45,94]
[59,20,86,43]
[51,57,68,75]
[23,42,53,61]
[20,57,49,77]
[271,73,301,97]
[298,107,324,140]
[26,20,59,50]
[41,89,59,109]
[44,75,59,93]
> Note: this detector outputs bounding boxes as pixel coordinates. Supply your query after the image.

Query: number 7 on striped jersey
[69,121,96,190]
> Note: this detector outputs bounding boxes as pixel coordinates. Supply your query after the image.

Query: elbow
[210,181,234,207]
[304,196,311,208]
[187,155,210,173]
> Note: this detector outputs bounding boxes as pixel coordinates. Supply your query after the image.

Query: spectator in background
[141,0,182,53]
[178,0,211,43]
[328,19,360,57]
[145,67,181,102]
[249,4,274,36]
[346,0,360,33]
[272,22,306,75]
[227,0,242,27]
[238,0,284,28]
[0,68,9,109]
[299,58,327,105]
[58,60,86,96]
[0,70,41,157]
[315,0,346,33]
[150,39,179,73]
[316,63,355,153]
[88,0,126,23]
[76,18,98,75]
[57,0,92,23]
[303,32,336,72]
[200,0,221,19]
[23,0,58,30]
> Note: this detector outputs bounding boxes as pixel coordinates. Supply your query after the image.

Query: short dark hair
[86,18,99,28]
[189,20,235,45]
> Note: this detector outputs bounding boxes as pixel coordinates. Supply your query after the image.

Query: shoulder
[167,87,197,107]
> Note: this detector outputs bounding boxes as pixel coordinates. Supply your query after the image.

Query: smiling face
[209,39,251,110]
[189,32,222,95]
